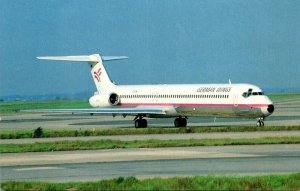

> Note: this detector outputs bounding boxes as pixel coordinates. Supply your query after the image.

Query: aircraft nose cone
[267,104,275,113]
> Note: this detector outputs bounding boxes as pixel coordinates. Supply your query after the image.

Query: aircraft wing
[25,107,167,115]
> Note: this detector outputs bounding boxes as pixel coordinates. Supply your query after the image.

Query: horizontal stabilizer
[37,54,128,63]
[102,56,128,61]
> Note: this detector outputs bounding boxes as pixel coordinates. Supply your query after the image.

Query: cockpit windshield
[242,91,264,98]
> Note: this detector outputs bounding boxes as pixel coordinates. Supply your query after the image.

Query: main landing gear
[134,115,188,128]
[174,117,187,127]
[257,117,265,127]
[134,115,147,128]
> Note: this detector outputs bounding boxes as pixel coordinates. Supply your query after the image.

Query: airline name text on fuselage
[197,87,232,93]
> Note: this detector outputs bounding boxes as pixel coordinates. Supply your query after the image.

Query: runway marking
[14,166,64,171]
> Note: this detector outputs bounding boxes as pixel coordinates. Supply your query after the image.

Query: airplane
[34,54,274,128]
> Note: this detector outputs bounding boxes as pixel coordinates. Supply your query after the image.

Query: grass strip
[1,173,300,191]
[1,136,299,153]
[1,126,299,139]
[0,100,90,114]
[268,92,300,101]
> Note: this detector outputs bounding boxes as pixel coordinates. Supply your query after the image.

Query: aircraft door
[233,94,238,107]
[151,93,159,102]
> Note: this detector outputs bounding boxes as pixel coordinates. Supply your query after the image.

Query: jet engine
[89,92,120,107]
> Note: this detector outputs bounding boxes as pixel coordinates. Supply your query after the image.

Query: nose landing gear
[257,117,265,127]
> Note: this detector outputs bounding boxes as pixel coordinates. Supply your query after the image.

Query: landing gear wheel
[256,121,261,127]
[174,117,187,127]
[256,119,265,127]
[174,118,180,127]
[135,119,147,128]
[181,118,187,127]
[135,120,139,128]
[141,119,147,128]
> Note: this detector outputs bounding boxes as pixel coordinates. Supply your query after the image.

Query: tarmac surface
[1,144,299,182]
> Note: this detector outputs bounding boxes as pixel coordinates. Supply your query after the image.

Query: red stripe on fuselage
[120,103,268,108]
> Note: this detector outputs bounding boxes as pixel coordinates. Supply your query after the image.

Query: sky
[0,0,299,97]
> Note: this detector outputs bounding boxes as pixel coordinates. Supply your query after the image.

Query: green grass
[1,126,299,139]
[1,136,299,153]
[1,173,300,191]
[0,100,90,114]
[268,92,300,101]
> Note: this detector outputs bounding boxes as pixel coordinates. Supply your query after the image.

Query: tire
[141,119,147,128]
[135,119,147,128]
[257,121,264,127]
[256,121,260,127]
[181,118,187,127]
[174,118,180,127]
[174,118,187,127]
[135,120,140,128]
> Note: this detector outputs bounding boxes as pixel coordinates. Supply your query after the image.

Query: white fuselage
[89,83,274,119]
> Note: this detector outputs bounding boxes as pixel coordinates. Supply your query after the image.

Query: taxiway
[1,144,299,182]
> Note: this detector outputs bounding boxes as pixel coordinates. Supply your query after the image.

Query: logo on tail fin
[93,68,102,82]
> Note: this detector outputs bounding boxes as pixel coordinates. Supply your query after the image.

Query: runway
[1,144,299,182]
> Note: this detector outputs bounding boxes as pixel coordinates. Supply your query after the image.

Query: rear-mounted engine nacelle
[89,92,120,107]
[108,93,120,106]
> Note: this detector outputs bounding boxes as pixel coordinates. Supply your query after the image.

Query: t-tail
[37,54,128,91]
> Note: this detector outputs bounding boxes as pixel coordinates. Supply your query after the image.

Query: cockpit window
[242,91,264,98]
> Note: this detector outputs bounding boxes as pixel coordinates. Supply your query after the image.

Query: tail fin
[37,54,128,91]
